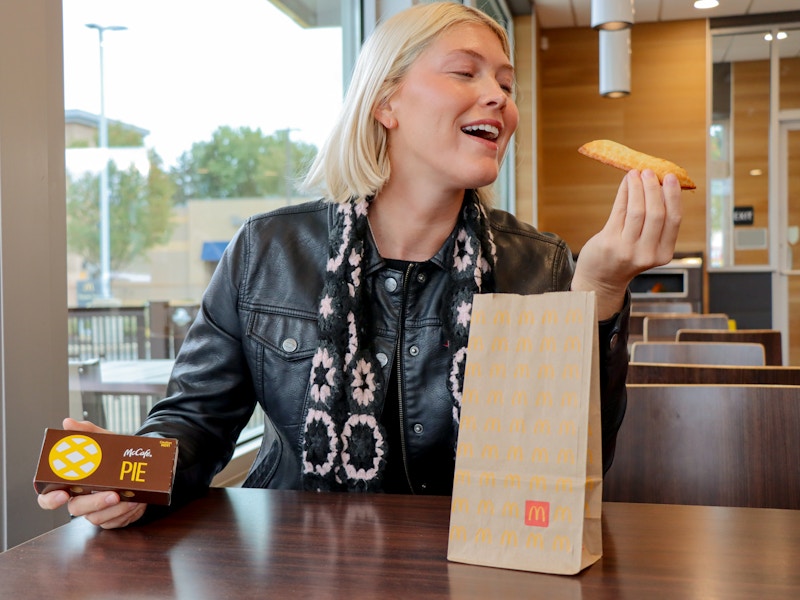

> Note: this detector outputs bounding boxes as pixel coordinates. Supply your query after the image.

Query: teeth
[462,124,500,140]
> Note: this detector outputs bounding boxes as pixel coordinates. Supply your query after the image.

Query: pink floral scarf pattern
[302,193,495,492]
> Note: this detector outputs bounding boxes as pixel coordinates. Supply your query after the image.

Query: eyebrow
[447,48,515,75]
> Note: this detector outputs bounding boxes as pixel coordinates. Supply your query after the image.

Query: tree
[67,150,176,277]
[170,126,317,203]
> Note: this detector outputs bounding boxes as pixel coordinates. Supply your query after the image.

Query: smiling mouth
[461,124,500,141]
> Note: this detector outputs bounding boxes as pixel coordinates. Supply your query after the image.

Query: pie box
[33,428,179,506]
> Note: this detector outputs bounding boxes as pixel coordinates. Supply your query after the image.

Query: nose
[481,79,508,109]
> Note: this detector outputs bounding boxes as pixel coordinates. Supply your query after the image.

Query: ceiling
[529,0,800,61]
[532,0,800,28]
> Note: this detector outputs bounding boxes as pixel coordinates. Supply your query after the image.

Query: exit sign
[733,206,754,226]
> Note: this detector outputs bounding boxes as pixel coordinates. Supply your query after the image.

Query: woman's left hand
[571,168,683,320]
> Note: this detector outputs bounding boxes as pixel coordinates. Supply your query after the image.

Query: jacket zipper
[395,262,416,493]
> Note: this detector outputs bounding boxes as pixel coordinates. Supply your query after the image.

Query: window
[63,0,348,444]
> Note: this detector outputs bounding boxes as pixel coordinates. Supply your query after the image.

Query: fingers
[37,489,70,511]
[658,173,683,256]
[62,417,111,435]
[66,492,146,529]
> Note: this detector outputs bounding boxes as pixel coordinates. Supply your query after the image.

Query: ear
[374,100,397,130]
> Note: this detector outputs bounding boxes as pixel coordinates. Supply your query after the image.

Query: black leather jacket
[138,198,629,505]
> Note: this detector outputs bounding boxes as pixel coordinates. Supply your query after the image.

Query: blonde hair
[300,2,511,204]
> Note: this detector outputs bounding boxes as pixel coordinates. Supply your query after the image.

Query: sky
[63,0,344,167]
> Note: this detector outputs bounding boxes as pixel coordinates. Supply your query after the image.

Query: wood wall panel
[732,60,770,265]
[535,21,708,257]
[512,15,533,225]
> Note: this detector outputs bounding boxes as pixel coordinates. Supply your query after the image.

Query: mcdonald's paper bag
[447,291,603,575]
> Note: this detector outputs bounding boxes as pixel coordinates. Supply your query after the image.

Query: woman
[39,2,681,527]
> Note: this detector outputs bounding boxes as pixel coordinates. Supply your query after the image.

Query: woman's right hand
[36,417,148,529]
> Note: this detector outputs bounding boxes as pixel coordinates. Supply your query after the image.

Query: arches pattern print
[447,292,603,575]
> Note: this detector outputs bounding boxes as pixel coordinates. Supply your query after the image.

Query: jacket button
[376,352,388,367]
[416,272,426,283]
[281,338,298,353]
[609,332,619,349]
[413,423,424,434]
[409,345,420,356]
[384,277,398,292]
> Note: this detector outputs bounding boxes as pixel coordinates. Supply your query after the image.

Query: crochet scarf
[301,192,496,492]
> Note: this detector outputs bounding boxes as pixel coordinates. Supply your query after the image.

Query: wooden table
[2,488,799,598]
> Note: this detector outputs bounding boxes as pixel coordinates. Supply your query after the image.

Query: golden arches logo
[517,311,536,325]
[509,419,526,434]
[533,419,551,435]
[537,364,555,379]
[491,337,509,352]
[501,530,519,547]
[449,526,467,541]
[552,536,572,552]
[561,391,578,407]
[557,449,576,465]
[479,471,497,486]
[451,497,469,513]
[513,364,530,378]
[457,443,474,458]
[507,446,524,461]
[48,434,103,481]
[475,528,493,544]
[541,311,558,324]
[484,417,501,432]
[563,336,582,351]
[536,391,554,406]
[539,337,557,352]
[462,389,480,404]
[504,473,521,488]
[454,470,471,485]
[565,309,583,323]
[481,445,499,460]
[472,309,486,325]
[461,415,477,431]
[465,363,482,378]
[487,390,504,405]
[554,506,573,523]
[559,420,577,436]
[490,364,507,377]
[531,447,549,463]
[467,338,484,352]
[493,311,510,325]
[525,500,549,527]
[529,476,546,491]
[555,478,573,492]
[512,391,528,406]
[502,502,519,518]
[526,533,544,548]
[478,500,495,515]
[515,337,533,351]
[562,364,580,379]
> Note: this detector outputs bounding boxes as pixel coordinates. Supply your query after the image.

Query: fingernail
[105,493,118,505]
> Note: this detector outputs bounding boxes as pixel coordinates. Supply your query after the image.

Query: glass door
[775,119,800,364]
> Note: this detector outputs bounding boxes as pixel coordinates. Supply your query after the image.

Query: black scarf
[301,192,496,491]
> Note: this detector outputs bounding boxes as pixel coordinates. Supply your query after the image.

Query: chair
[676,329,783,366]
[629,341,766,366]
[642,313,730,342]
[627,363,800,385]
[631,300,693,314]
[603,384,800,509]
[67,359,107,428]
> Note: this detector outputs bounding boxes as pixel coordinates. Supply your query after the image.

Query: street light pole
[86,23,126,301]
[280,128,299,205]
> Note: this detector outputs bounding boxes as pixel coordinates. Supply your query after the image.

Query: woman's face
[377,22,519,194]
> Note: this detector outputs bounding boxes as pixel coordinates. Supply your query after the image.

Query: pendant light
[599,28,631,98]
[591,0,634,31]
